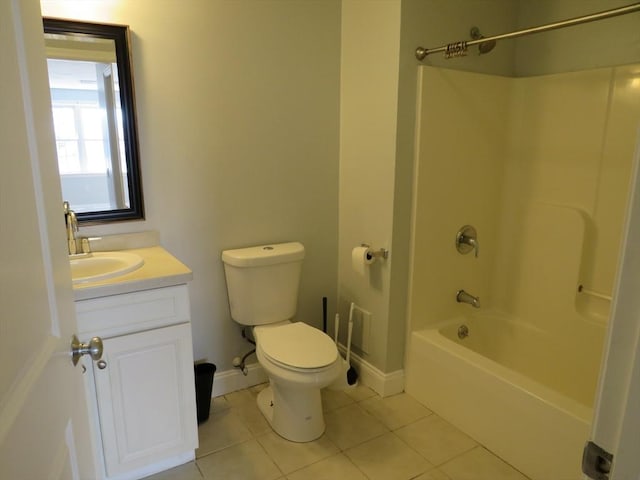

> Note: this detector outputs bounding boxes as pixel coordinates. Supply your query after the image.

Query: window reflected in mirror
[43,19,143,223]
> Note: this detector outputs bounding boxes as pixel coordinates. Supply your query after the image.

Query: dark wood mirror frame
[43,18,144,223]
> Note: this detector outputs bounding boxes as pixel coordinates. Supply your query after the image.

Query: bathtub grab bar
[578,285,612,301]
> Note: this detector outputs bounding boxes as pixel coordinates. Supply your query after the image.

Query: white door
[587,128,640,476]
[0,0,94,479]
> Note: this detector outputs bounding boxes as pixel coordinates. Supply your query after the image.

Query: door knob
[71,334,103,366]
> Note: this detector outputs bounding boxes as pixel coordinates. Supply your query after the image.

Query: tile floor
[147,384,529,480]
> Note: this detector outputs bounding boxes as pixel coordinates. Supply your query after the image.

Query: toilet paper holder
[361,244,389,261]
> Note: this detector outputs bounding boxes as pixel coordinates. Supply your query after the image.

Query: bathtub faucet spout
[456,290,480,308]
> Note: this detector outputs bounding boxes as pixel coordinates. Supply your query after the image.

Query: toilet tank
[221,242,305,326]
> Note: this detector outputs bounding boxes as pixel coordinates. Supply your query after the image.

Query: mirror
[43,18,144,223]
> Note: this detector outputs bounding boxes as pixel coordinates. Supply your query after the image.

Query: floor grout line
[150,385,532,480]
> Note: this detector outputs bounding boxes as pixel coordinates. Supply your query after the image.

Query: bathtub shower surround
[406,64,640,480]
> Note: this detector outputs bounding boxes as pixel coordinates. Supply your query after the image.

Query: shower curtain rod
[415,2,640,60]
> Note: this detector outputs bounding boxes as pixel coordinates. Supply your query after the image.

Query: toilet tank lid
[221,242,305,267]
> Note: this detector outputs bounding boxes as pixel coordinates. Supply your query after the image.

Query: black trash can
[194,363,216,424]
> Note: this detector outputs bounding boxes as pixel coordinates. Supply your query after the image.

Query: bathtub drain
[458,324,469,339]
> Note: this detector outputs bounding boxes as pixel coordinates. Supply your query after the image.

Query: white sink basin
[70,251,144,285]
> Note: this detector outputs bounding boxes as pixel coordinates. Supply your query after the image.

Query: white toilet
[221,242,342,442]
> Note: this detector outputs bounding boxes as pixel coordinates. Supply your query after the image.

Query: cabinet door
[94,323,198,477]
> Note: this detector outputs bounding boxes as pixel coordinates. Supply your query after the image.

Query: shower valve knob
[456,225,479,258]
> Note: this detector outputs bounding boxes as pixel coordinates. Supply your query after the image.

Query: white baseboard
[211,351,404,399]
[211,362,268,397]
[337,345,404,397]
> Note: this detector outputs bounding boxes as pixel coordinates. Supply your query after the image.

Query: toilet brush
[346,303,358,386]
[327,313,349,390]
[322,297,328,334]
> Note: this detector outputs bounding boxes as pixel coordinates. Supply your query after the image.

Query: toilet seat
[255,322,338,370]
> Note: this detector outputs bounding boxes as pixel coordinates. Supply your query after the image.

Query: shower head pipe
[415,2,640,60]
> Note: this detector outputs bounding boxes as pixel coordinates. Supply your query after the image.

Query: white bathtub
[405,312,599,480]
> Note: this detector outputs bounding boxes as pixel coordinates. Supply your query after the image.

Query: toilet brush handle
[346,302,355,362]
[346,316,354,363]
[334,314,340,346]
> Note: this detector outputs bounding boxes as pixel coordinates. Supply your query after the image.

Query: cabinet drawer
[76,285,190,338]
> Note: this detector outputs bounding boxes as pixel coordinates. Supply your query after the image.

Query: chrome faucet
[460,235,478,256]
[63,201,78,255]
[456,289,480,308]
[456,225,479,258]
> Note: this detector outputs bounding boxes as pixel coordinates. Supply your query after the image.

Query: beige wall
[514,0,640,76]
[338,0,517,373]
[41,0,341,372]
[338,0,402,372]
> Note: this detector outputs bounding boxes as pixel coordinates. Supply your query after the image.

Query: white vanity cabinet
[76,284,198,480]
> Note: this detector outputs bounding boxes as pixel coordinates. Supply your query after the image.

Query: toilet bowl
[254,321,342,442]
[221,242,341,442]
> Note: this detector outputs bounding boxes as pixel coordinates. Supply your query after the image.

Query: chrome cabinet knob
[71,335,103,366]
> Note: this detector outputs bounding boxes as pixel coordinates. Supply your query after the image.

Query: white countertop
[73,246,193,301]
